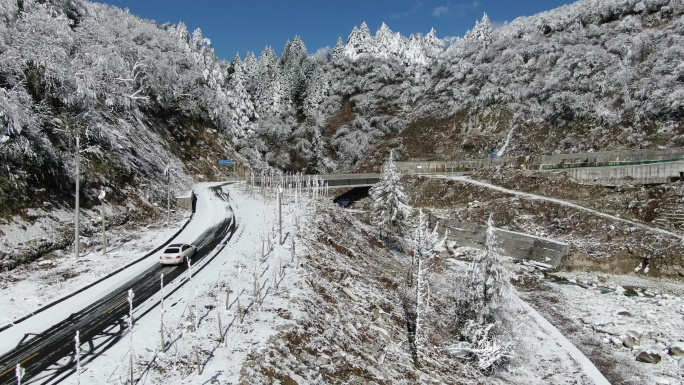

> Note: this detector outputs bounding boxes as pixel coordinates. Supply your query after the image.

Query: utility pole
[166,169,170,228]
[98,189,106,254]
[278,187,283,245]
[74,133,80,259]
[160,273,165,353]
[164,165,176,228]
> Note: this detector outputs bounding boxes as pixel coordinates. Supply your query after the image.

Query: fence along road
[394,147,684,186]
[0,187,236,385]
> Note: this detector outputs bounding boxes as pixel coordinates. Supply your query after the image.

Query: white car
[159,243,196,265]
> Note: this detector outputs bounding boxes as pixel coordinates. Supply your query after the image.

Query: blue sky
[96,0,577,60]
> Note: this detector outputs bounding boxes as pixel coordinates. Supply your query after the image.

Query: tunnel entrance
[333,186,371,208]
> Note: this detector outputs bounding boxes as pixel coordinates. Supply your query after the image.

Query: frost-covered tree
[465,214,515,319]
[465,12,494,45]
[423,28,445,61]
[451,214,515,373]
[226,54,258,139]
[302,65,329,123]
[254,46,285,118]
[290,123,330,174]
[404,33,428,66]
[369,151,411,239]
[331,37,345,62]
[280,36,312,120]
[242,51,259,92]
[374,23,406,59]
[410,209,446,361]
[344,22,374,60]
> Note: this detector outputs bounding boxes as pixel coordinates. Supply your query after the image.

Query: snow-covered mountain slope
[0,0,242,269]
[29,182,621,385]
[4,0,684,270]
[231,0,684,172]
[2,178,681,384]
[401,169,684,279]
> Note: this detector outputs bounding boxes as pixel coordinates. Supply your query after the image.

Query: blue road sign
[219,159,234,165]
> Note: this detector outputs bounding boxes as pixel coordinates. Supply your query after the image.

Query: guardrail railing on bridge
[251,173,382,188]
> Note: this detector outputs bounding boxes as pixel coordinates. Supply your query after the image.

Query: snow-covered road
[514,297,611,385]
[64,182,307,385]
[0,182,231,358]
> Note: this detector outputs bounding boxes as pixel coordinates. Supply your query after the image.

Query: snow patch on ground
[545,272,684,384]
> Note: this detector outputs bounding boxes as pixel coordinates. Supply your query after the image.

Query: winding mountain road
[0,184,236,385]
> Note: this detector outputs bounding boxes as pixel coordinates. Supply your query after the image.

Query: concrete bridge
[251,173,383,188]
[316,173,382,188]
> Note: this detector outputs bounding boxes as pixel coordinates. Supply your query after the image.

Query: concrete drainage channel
[543,274,655,297]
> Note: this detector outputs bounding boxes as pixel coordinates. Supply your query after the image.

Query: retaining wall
[395,147,684,175]
[176,195,192,211]
[433,216,569,268]
[552,161,684,185]
[252,173,382,187]
[395,148,684,186]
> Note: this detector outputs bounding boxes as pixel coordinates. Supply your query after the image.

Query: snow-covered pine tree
[465,214,515,322]
[331,37,345,63]
[226,54,258,138]
[344,22,373,60]
[404,33,428,67]
[281,36,310,116]
[449,215,516,372]
[302,65,329,124]
[253,46,282,118]
[242,51,259,92]
[369,150,411,240]
[465,12,494,46]
[374,23,405,59]
[411,209,446,361]
[423,28,445,61]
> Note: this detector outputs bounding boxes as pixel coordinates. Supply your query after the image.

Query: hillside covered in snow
[1,0,683,266]
[3,1,684,382]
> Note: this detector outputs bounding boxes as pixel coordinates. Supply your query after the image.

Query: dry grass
[240,206,474,384]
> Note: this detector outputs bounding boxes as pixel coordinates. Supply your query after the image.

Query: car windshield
[164,248,180,253]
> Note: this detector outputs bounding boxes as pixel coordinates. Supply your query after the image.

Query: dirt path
[438,175,684,241]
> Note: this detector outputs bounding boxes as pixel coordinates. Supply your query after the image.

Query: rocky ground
[399,168,684,384]
[518,269,684,385]
[404,169,684,278]
[241,207,472,384]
